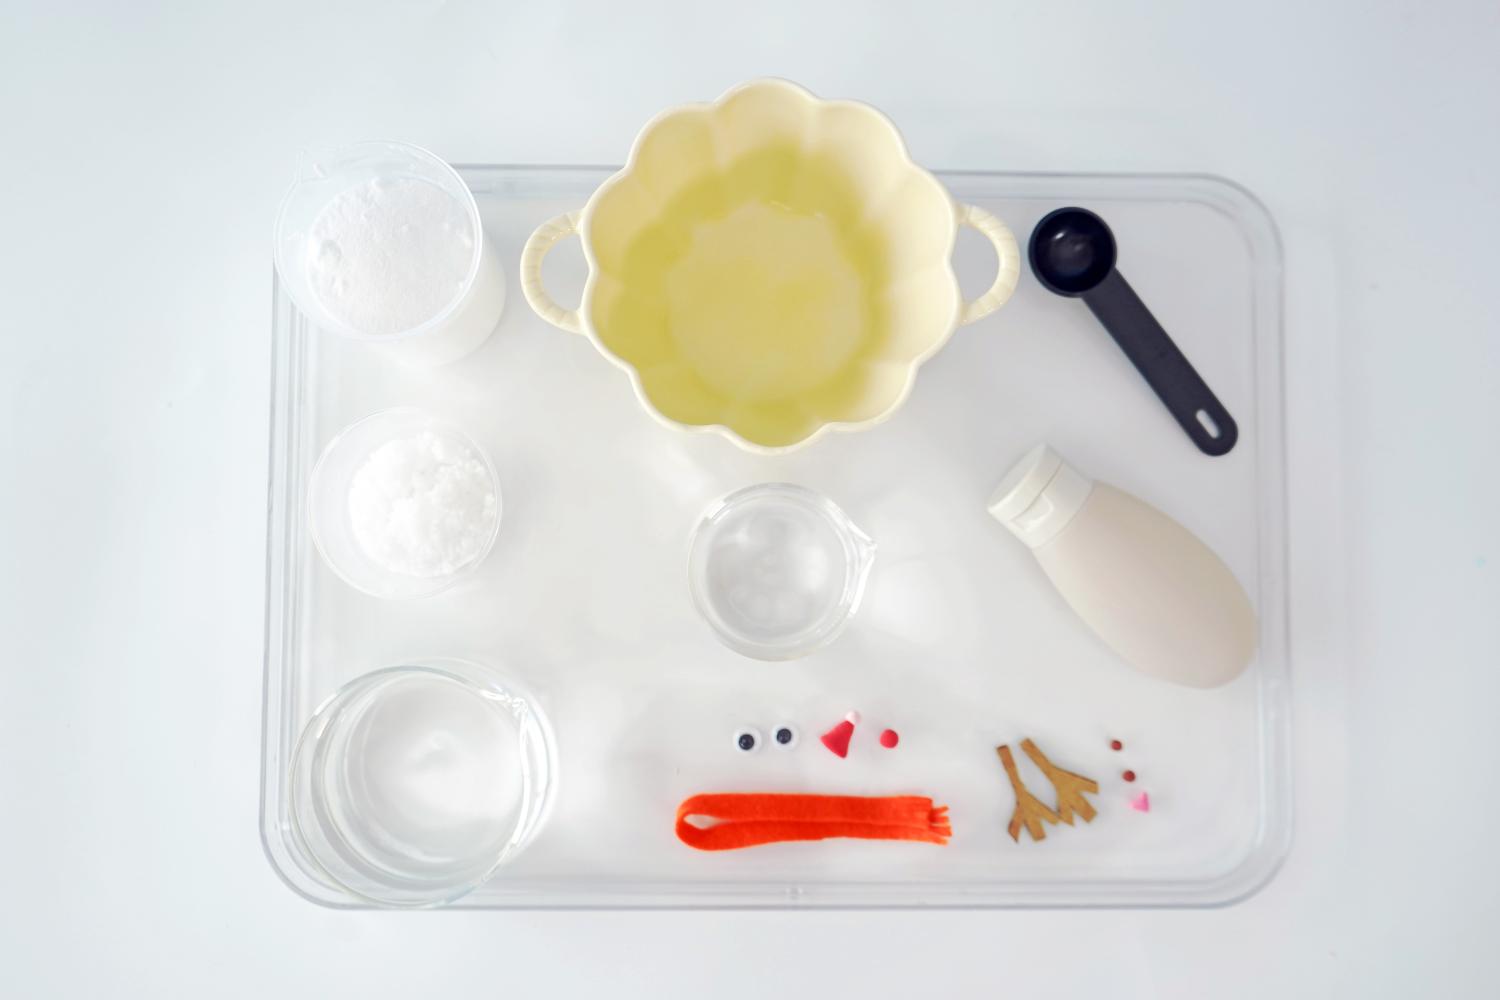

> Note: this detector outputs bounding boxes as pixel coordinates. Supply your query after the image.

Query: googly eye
[733,727,761,753]
[772,724,799,749]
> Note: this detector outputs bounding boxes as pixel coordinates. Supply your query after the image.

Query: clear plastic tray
[262,166,1290,908]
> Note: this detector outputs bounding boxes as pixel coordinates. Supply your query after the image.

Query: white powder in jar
[347,431,498,578]
[307,176,475,336]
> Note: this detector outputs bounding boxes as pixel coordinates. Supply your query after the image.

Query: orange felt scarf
[675,793,952,851]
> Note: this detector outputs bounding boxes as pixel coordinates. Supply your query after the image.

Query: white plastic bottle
[987,445,1257,688]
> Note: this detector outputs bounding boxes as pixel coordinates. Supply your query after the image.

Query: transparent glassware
[288,659,556,908]
[272,139,506,366]
[307,407,502,600]
[688,483,876,660]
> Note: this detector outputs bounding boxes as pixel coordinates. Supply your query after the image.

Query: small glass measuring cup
[288,659,557,908]
[688,484,876,660]
[273,140,506,366]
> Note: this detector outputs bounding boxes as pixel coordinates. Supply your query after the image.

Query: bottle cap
[987,444,1093,548]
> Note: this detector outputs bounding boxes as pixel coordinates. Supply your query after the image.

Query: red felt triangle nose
[820,712,859,758]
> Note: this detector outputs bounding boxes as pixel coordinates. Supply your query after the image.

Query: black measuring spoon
[1028,207,1238,456]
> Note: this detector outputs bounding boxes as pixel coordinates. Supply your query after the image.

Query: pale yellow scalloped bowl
[520,79,1020,452]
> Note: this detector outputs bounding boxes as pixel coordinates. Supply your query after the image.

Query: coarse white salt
[347,431,498,579]
[307,176,475,336]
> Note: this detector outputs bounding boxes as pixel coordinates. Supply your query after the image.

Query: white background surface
[1,1,1495,996]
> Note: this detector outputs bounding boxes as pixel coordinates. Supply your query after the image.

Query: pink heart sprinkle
[1129,792,1150,812]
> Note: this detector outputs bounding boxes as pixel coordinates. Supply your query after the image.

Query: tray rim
[260,164,1292,910]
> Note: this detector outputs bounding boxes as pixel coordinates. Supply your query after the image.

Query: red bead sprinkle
[879,729,899,749]
[1110,740,1123,751]
[1122,770,1136,782]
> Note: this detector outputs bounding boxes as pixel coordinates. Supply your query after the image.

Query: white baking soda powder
[307,176,475,336]
[347,431,498,578]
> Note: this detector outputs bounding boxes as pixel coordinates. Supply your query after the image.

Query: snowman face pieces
[731,714,897,757]
[732,725,799,753]
[684,716,932,853]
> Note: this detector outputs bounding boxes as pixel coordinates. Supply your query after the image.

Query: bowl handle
[955,203,1021,326]
[520,210,584,333]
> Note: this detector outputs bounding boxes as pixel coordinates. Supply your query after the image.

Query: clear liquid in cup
[290,662,554,906]
[334,676,524,868]
[688,484,875,660]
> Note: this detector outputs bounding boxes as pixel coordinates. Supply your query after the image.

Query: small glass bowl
[272,140,506,366]
[288,659,557,908]
[687,483,876,660]
[308,407,502,600]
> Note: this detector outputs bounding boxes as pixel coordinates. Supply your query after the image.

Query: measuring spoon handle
[1081,270,1238,456]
